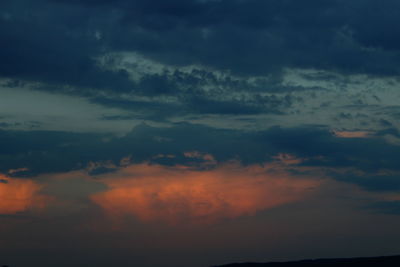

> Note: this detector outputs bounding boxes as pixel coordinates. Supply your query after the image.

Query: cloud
[1,121,400,195]
[2,0,400,99]
[183,151,215,162]
[2,123,400,179]
[2,0,400,126]
[0,0,134,91]
[91,162,320,224]
[332,130,373,138]
[0,174,49,214]
[272,153,303,165]
[8,167,29,175]
[89,0,400,77]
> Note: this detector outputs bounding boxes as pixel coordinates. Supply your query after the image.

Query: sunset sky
[1,1,400,266]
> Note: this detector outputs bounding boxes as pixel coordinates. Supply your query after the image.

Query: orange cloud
[332,130,373,138]
[0,175,49,215]
[91,162,320,224]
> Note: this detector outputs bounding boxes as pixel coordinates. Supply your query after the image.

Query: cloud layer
[1,1,400,266]
[91,162,319,224]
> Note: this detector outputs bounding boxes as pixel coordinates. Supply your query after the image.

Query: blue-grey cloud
[2,0,400,89]
[2,0,400,122]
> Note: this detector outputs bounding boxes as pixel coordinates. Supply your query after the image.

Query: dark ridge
[213,255,400,267]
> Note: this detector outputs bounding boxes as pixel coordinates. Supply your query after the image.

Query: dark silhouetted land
[213,255,400,267]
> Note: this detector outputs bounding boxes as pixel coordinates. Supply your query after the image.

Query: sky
[1,0,400,266]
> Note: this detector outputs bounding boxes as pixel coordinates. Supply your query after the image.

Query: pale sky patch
[0,84,140,134]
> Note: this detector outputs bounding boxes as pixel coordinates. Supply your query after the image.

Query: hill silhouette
[213,255,400,267]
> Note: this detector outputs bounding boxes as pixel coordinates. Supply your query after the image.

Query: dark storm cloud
[2,0,400,93]
[0,0,133,92]
[2,0,400,120]
[2,123,400,193]
[61,0,400,76]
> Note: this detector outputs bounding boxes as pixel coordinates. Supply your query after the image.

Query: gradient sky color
[1,1,400,266]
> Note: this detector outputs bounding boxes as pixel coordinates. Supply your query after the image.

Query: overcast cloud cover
[1,1,400,267]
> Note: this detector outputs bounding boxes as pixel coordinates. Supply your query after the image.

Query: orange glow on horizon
[0,175,49,214]
[91,162,320,224]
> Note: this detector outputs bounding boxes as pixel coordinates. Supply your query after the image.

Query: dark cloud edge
[1,123,400,195]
